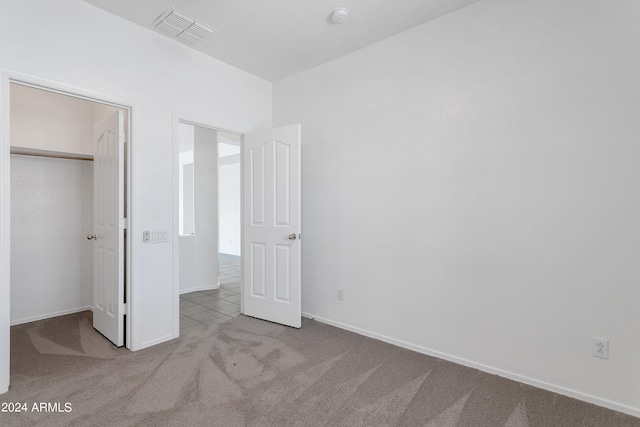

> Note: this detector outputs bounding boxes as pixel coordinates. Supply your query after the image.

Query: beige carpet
[1,311,638,427]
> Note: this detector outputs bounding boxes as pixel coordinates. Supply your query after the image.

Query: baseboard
[10,306,93,326]
[138,333,177,350]
[179,281,220,295]
[302,312,640,419]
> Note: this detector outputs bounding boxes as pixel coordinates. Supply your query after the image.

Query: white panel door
[243,124,301,328]
[92,110,125,346]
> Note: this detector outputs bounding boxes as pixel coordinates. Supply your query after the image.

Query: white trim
[302,312,640,419]
[0,71,11,395]
[10,306,94,326]
[7,75,133,112]
[127,96,139,351]
[0,69,141,353]
[139,333,176,350]
[239,134,244,315]
[172,112,181,340]
[178,118,243,136]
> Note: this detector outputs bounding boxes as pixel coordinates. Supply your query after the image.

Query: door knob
[288,233,297,240]
[87,234,97,240]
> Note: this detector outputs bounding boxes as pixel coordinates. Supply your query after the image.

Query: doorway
[173,120,302,331]
[176,121,242,331]
[8,80,132,348]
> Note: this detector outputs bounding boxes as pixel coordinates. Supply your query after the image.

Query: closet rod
[10,148,93,162]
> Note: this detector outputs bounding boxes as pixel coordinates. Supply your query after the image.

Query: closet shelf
[10,147,93,161]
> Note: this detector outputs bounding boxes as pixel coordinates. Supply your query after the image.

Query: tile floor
[179,253,242,331]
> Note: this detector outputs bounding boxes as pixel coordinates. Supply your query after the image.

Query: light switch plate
[144,230,169,243]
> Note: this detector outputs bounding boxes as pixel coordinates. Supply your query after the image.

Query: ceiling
[83,0,482,82]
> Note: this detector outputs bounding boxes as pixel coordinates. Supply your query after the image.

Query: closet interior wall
[9,83,119,325]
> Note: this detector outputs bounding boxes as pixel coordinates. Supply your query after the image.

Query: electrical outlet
[337,288,344,301]
[593,338,609,359]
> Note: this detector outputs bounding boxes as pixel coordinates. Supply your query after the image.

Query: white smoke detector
[330,7,350,24]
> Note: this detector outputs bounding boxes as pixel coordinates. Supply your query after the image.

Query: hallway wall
[179,126,219,293]
[218,162,240,256]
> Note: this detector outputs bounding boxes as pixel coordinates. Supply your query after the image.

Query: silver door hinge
[120,218,128,229]
[121,302,128,316]
[120,131,127,143]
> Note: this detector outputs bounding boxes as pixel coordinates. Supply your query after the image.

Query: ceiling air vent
[152,8,216,44]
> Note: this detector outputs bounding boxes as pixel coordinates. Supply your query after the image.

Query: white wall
[218,135,241,256]
[218,161,241,256]
[178,123,195,235]
[0,0,272,393]
[10,84,93,156]
[179,126,219,293]
[274,0,640,417]
[10,155,93,324]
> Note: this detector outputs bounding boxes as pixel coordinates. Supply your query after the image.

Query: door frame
[0,70,139,363]
[172,112,244,336]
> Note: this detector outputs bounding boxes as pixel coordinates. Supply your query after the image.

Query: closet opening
[9,81,132,350]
